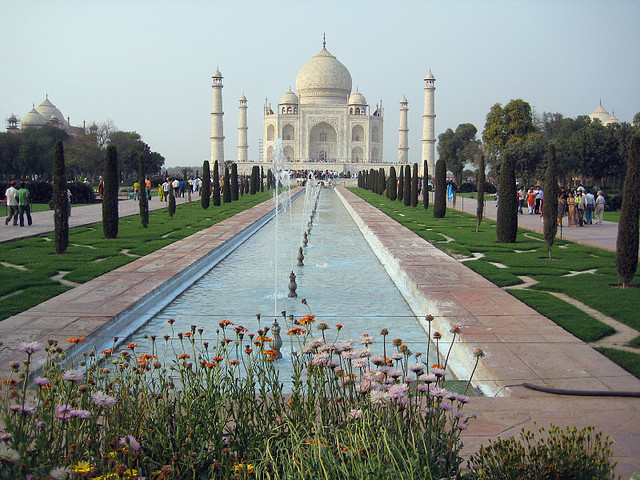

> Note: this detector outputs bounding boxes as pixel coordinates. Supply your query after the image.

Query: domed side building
[6,95,88,136]
[589,101,620,126]
[262,40,383,164]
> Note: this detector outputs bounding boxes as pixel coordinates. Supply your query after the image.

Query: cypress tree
[411,163,418,207]
[398,165,404,202]
[201,160,211,209]
[102,145,119,239]
[212,161,221,206]
[433,159,447,218]
[250,166,257,195]
[543,145,559,259]
[379,168,386,195]
[496,152,518,243]
[616,135,640,288]
[231,163,239,201]
[168,183,176,218]
[138,153,149,228]
[260,166,265,192]
[389,166,397,201]
[53,140,69,254]
[223,166,232,203]
[423,160,429,210]
[476,154,485,232]
[403,163,411,206]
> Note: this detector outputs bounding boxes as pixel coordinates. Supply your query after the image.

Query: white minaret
[238,95,248,162]
[210,68,224,165]
[421,71,436,177]
[398,96,409,163]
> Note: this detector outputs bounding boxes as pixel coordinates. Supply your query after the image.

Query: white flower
[0,443,20,464]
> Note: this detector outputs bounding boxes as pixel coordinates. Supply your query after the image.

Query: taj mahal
[209,38,437,177]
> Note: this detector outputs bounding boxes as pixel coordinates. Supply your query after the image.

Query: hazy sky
[1,0,639,168]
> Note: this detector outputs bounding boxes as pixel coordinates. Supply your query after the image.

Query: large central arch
[309,122,337,162]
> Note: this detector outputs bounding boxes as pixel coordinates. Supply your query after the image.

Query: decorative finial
[323,33,326,49]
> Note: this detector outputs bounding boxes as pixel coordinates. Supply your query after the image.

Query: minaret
[398,97,409,163]
[421,71,436,177]
[210,68,224,165]
[238,95,248,162]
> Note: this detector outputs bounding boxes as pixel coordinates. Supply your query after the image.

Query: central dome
[295,47,352,105]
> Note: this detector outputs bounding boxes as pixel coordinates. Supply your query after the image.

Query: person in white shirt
[4,180,19,226]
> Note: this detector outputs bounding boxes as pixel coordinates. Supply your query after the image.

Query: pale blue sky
[1,0,638,168]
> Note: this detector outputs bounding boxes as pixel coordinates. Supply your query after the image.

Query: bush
[467,424,617,479]
[459,182,475,193]
[434,159,446,218]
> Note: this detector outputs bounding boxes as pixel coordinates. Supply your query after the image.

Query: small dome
[8,114,17,122]
[348,90,367,106]
[296,46,352,105]
[213,69,223,78]
[36,96,66,125]
[590,103,611,124]
[280,89,299,105]
[425,72,435,80]
[400,96,408,104]
[21,108,47,127]
[239,94,247,102]
[608,111,620,124]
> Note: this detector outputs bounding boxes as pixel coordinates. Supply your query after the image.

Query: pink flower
[119,434,140,452]
[70,409,91,419]
[409,363,424,374]
[348,409,363,420]
[33,376,50,386]
[55,404,73,420]
[19,342,41,354]
[91,391,116,408]
[62,369,84,383]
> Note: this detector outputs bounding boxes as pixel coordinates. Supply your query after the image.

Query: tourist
[162,180,170,202]
[526,187,536,214]
[172,178,179,197]
[158,183,164,202]
[67,189,72,217]
[4,180,19,226]
[595,191,606,224]
[584,189,595,224]
[98,180,104,199]
[576,188,586,227]
[133,181,140,201]
[567,191,576,227]
[145,178,152,200]
[17,182,32,227]
[534,187,543,214]
[517,186,525,214]
[557,192,566,227]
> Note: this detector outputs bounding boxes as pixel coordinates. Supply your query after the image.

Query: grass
[0,191,274,322]
[350,187,640,377]
[595,347,640,379]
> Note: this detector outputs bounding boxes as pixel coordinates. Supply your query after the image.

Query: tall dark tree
[201,160,211,209]
[388,166,397,201]
[496,152,518,243]
[403,164,411,206]
[231,163,239,201]
[476,154,485,232]
[102,145,119,239]
[250,165,258,195]
[543,145,559,259]
[433,159,447,218]
[260,166,264,192]
[212,160,221,206]
[138,153,149,228]
[52,140,69,253]
[168,183,176,218]
[616,135,640,288]
[411,163,418,207]
[379,167,386,195]
[423,160,429,210]
[398,165,404,202]
[223,166,232,203]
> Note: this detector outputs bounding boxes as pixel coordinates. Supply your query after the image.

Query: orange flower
[287,327,306,336]
[183,332,192,338]
[178,354,190,360]
[99,349,114,356]
[205,362,217,368]
[67,338,86,344]
[234,326,248,333]
[262,349,279,357]
[213,356,223,362]
[298,315,315,325]
[336,324,343,331]
[219,319,234,327]
[392,338,402,346]
[245,348,253,355]
[138,354,156,360]
[229,360,239,366]
[126,343,138,349]
[431,363,444,369]
[167,318,175,324]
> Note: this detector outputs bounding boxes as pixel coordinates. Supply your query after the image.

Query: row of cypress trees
[359,163,428,211]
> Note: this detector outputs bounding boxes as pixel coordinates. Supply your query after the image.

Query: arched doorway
[309,122,337,162]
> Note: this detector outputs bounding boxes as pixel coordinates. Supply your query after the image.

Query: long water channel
[128,186,439,378]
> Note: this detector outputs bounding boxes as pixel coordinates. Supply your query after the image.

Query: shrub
[389,166,397,201]
[434,159,446,218]
[231,163,239,201]
[496,152,517,243]
[423,160,429,210]
[398,165,404,202]
[476,154,485,232]
[543,144,559,259]
[467,424,617,480]
[616,135,640,287]
[52,140,68,254]
[102,145,119,239]
[411,163,418,207]
[223,165,231,203]
[201,160,211,209]
[403,163,411,206]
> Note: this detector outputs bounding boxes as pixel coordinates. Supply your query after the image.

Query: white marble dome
[295,47,352,105]
[280,89,299,105]
[21,107,47,128]
[348,90,367,105]
[36,97,66,125]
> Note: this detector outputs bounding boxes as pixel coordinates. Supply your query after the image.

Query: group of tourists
[3,181,32,227]
[517,184,606,228]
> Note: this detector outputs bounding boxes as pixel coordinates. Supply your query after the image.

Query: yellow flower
[69,460,93,474]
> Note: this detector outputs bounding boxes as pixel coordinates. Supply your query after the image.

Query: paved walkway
[1,195,191,244]
[447,195,624,253]
[1,187,639,477]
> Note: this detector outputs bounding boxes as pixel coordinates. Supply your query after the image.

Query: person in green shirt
[17,182,32,227]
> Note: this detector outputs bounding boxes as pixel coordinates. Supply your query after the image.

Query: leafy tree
[423,160,429,210]
[168,183,176,219]
[403,164,411,206]
[437,123,480,186]
[398,165,404,202]
[52,140,69,254]
[212,160,221,207]
[231,163,239,201]
[543,145,559,259]
[496,152,517,243]
[108,130,164,181]
[411,163,418,207]
[433,159,446,218]
[616,135,640,288]
[102,146,119,239]
[388,166,397,201]
[634,112,640,127]
[138,153,149,228]
[223,166,231,203]
[201,160,211,209]
[476,154,485,232]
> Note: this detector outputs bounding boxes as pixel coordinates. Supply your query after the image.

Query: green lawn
[0,191,273,322]
[350,187,640,377]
